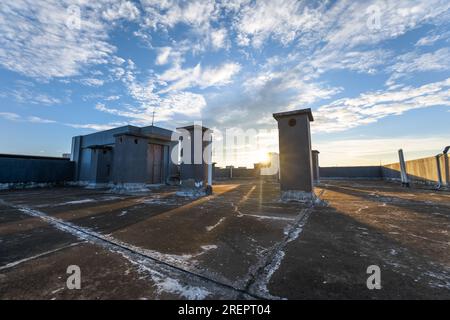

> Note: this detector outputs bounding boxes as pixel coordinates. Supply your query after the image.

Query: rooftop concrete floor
[0,179,449,299]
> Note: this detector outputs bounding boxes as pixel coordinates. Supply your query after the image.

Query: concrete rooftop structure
[71,125,177,187]
[273,108,315,201]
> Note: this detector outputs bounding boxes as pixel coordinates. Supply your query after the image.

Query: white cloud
[80,78,105,87]
[200,63,241,87]
[316,136,450,166]
[0,1,117,79]
[102,1,140,21]
[159,91,206,118]
[235,0,323,48]
[2,87,61,105]
[386,48,450,85]
[160,62,241,92]
[95,57,209,123]
[105,95,120,101]
[27,116,56,124]
[156,47,172,65]
[0,112,21,121]
[0,112,56,124]
[313,78,450,133]
[210,28,228,49]
[66,122,127,131]
[321,1,450,51]
[95,89,206,123]
[231,0,450,54]
[308,49,392,76]
[415,34,442,46]
[141,0,217,29]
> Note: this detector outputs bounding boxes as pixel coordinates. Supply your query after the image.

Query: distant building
[70,125,177,186]
[61,153,71,159]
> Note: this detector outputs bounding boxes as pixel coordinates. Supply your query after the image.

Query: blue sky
[0,0,449,167]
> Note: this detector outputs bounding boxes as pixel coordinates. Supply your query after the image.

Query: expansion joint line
[244,205,314,299]
[0,198,266,300]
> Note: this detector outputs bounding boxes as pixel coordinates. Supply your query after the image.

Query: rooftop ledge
[273,108,314,122]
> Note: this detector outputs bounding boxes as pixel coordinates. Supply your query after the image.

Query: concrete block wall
[0,154,74,184]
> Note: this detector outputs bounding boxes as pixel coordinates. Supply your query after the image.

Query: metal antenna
[151,108,155,126]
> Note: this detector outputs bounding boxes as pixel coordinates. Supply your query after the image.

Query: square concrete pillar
[312,150,320,184]
[273,108,314,201]
[177,125,212,189]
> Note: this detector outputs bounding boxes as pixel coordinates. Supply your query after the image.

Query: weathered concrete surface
[0,182,305,299]
[268,180,450,299]
[0,243,162,300]
[1,180,449,299]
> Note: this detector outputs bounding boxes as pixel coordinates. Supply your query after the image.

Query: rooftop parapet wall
[320,166,383,179]
[213,166,259,180]
[383,154,449,186]
[0,154,74,185]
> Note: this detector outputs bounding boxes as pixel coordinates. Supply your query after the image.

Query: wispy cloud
[27,116,56,124]
[316,136,450,166]
[234,0,324,48]
[0,112,56,124]
[102,1,140,21]
[313,78,450,133]
[159,62,241,92]
[0,112,21,121]
[0,1,117,79]
[1,87,61,105]
[79,78,105,87]
[386,48,450,85]
[65,122,127,131]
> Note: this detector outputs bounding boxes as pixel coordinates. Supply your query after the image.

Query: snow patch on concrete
[126,258,211,299]
[243,214,295,222]
[118,210,128,217]
[200,245,218,251]
[206,218,226,231]
[109,183,151,193]
[58,199,95,205]
[176,190,205,198]
[143,196,180,206]
[0,182,58,190]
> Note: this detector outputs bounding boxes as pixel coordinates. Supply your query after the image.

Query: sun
[253,149,270,165]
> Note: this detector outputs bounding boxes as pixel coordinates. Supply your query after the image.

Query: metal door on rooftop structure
[147,143,164,184]
[94,148,112,183]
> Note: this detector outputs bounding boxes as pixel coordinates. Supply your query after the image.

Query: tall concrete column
[177,125,212,189]
[311,150,320,184]
[273,108,314,201]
